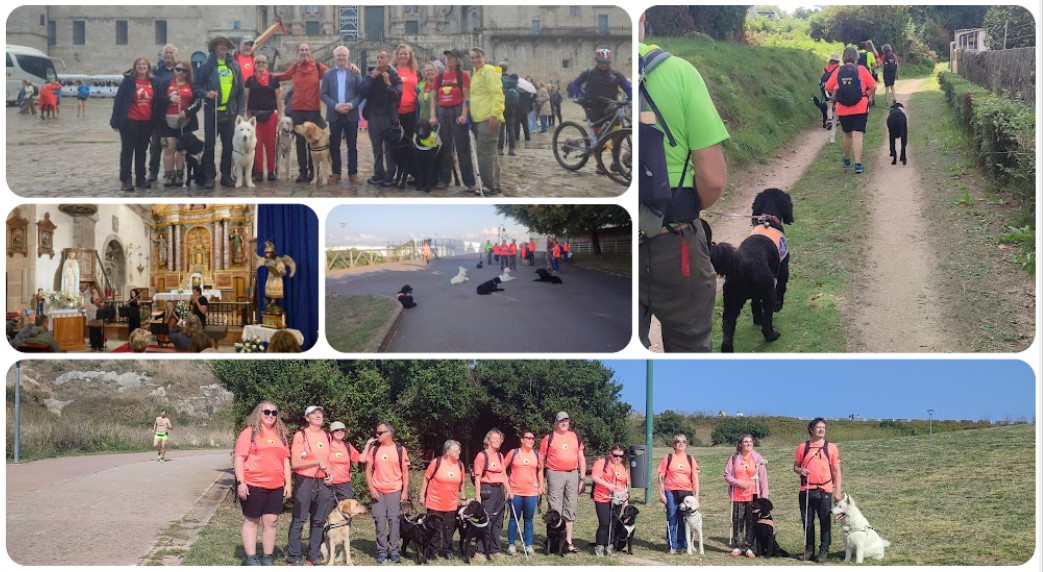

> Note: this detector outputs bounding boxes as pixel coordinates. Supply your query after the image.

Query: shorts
[839,113,868,133]
[160,123,188,138]
[154,433,169,442]
[77,96,88,102]
[241,485,286,519]
[883,73,896,88]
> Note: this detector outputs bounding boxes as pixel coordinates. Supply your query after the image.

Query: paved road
[6,450,229,565]
[326,254,631,352]
[6,101,623,198]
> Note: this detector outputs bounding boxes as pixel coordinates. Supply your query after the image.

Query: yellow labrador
[321,498,369,565]
[293,121,332,185]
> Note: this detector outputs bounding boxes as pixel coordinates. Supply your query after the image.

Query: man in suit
[320,46,367,184]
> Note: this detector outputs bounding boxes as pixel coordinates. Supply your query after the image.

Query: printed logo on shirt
[335,452,344,458]
[218,68,232,78]
[381,454,389,461]
[562,444,569,450]
[448,471,456,478]
[677,463,685,469]
[315,441,325,449]
[267,439,276,445]
[490,462,498,469]
[522,459,531,465]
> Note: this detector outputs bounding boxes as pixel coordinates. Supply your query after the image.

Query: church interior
[6,204,317,353]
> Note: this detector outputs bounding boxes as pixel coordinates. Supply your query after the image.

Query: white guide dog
[450,266,469,285]
[498,267,515,282]
[232,115,257,188]
[680,495,704,555]
[831,493,890,564]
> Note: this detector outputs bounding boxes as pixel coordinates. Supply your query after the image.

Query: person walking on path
[793,417,842,563]
[539,411,586,554]
[724,434,770,558]
[233,401,291,566]
[152,410,172,462]
[824,46,877,175]
[366,421,411,564]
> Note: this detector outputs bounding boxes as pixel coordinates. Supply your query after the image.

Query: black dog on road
[543,509,568,556]
[887,102,908,165]
[750,498,789,558]
[400,513,440,564]
[612,505,640,554]
[709,188,794,353]
[456,500,492,564]
[476,276,504,295]
[534,268,563,284]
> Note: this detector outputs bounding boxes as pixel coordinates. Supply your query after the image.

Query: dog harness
[309,143,329,153]
[749,218,788,261]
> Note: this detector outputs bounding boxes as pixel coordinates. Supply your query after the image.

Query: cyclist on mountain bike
[568,48,632,135]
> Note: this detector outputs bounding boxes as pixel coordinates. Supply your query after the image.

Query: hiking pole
[828,100,837,144]
[511,498,530,561]
[466,110,484,197]
[801,478,811,560]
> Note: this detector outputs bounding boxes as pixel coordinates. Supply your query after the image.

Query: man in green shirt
[192,35,245,189]
[638,11,729,353]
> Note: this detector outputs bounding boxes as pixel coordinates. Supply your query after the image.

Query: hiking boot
[328,173,341,183]
[267,172,277,182]
[506,546,517,556]
[594,545,605,557]
[349,174,362,184]
[296,172,310,183]
[260,555,275,566]
[252,171,264,182]
[606,545,614,556]
[203,177,215,189]
[854,163,865,174]
[135,178,151,189]
[730,548,742,557]
[162,170,176,187]
[523,546,534,557]
[390,553,401,563]
[497,148,504,156]
[508,149,516,156]
[147,172,159,182]
[368,175,384,185]
[842,157,851,168]
[816,549,829,563]
[174,170,185,186]
[220,174,236,188]
[375,555,386,564]
[244,555,262,566]
[802,548,814,561]
[121,180,135,192]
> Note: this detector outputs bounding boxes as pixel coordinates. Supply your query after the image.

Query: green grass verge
[325,295,397,353]
[709,106,882,353]
[570,253,632,277]
[181,425,1034,566]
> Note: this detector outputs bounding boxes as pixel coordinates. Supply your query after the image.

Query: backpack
[505,85,519,107]
[232,427,289,506]
[474,449,505,480]
[589,455,629,500]
[857,51,868,68]
[798,440,833,486]
[369,441,405,470]
[504,447,539,476]
[666,452,694,474]
[834,64,863,107]
[882,52,898,74]
[637,48,687,240]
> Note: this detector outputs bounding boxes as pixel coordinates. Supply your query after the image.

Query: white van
[6,45,61,104]
[89,75,124,98]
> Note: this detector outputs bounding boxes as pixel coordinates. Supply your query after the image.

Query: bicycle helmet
[595,48,613,64]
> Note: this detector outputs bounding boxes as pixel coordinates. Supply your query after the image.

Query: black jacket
[192,52,246,118]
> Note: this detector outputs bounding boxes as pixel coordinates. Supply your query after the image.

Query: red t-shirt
[824,64,877,116]
[435,70,470,107]
[127,79,154,121]
[235,53,256,83]
[398,67,419,114]
[234,426,290,489]
[508,244,518,256]
[165,80,193,116]
[424,456,464,512]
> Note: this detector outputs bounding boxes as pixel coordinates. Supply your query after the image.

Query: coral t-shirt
[473,449,508,485]
[291,429,332,479]
[730,453,758,502]
[657,453,699,492]
[508,244,517,256]
[591,457,629,503]
[825,64,876,116]
[539,430,584,472]
[505,448,540,497]
[794,441,840,493]
[328,439,361,485]
[424,457,465,512]
[235,426,289,489]
[370,443,410,494]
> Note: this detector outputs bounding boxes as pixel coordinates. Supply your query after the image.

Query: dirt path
[646,119,835,352]
[846,77,951,352]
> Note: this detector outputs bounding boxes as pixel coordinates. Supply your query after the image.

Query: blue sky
[609,360,1037,422]
[326,206,532,247]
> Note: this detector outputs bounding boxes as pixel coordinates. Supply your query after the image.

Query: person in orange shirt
[499,240,509,271]
[473,429,509,556]
[286,405,334,565]
[591,444,630,556]
[233,401,291,566]
[539,411,586,553]
[562,241,570,264]
[657,433,699,554]
[504,430,541,556]
[551,241,562,272]
[325,421,362,501]
[421,439,466,560]
[793,417,841,563]
[824,45,877,175]
[492,243,501,266]
[365,421,411,564]
[508,240,518,271]
[519,242,528,267]
[723,433,770,558]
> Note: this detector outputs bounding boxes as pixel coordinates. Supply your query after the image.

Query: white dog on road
[498,267,515,282]
[232,115,257,188]
[450,266,469,285]
[831,493,890,564]
[680,495,704,555]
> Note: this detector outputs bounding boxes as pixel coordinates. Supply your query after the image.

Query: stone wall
[955,47,1036,103]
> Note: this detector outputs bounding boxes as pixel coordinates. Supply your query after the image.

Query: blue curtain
[256,205,319,350]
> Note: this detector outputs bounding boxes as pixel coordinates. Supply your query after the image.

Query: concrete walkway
[6,450,229,565]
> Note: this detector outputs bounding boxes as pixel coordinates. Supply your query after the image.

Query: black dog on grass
[887,102,908,165]
[612,505,640,554]
[534,268,563,284]
[400,513,440,564]
[709,188,794,353]
[543,509,568,556]
[456,500,492,564]
[812,95,832,129]
[750,498,789,558]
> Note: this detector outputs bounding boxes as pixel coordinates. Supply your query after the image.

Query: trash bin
[629,444,649,489]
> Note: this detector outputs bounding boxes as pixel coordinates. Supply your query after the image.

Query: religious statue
[190,237,210,272]
[155,234,168,268]
[12,228,24,247]
[61,256,81,294]
[231,231,244,265]
[255,241,296,328]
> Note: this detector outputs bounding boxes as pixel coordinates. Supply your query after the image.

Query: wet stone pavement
[6,100,629,199]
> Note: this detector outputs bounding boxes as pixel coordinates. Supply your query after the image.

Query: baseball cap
[443,49,463,59]
[829,53,840,62]
[555,411,570,422]
[240,36,255,46]
[304,405,325,416]
[329,421,347,432]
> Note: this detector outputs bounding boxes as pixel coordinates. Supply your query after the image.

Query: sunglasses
[175,68,188,72]
[262,409,278,416]
[376,430,388,436]
[255,61,267,65]
[674,441,687,445]
[612,453,624,458]
[523,435,535,440]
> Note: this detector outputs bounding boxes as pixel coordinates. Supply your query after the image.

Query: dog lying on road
[476,277,504,295]
[680,495,705,555]
[751,498,789,558]
[887,102,908,165]
[709,188,794,353]
[534,268,563,284]
[319,499,369,565]
[450,266,469,285]
[831,493,891,564]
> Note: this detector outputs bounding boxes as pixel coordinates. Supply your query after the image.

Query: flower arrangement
[234,336,268,353]
[174,300,190,318]
[43,290,80,308]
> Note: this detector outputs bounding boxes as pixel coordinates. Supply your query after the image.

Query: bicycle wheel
[595,128,632,186]
[552,121,591,171]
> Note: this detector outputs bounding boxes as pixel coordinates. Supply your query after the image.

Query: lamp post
[928,409,935,436]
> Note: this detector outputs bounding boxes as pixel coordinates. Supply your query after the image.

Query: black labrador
[400,513,440,564]
[887,102,908,165]
[456,500,492,564]
[543,509,568,556]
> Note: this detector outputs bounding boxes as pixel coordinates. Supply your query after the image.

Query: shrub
[710,418,770,446]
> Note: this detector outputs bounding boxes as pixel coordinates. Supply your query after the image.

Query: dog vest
[749,225,788,261]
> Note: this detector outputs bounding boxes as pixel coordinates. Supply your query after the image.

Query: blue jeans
[664,490,690,550]
[527,110,537,132]
[539,115,548,132]
[507,495,537,547]
[551,258,560,272]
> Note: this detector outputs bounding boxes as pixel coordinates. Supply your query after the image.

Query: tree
[983,5,1036,50]
[654,410,695,444]
[495,205,629,255]
[644,5,696,37]
[688,6,750,41]
[710,417,770,446]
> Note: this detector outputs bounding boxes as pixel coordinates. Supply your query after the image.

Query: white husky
[450,266,469,285]
[498,267,515,282]
[232,115,258,188]
[831,493,890,564]
[680,495,704,555]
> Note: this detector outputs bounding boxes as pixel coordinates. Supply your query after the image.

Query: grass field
[181,424,1034,566]
[570,253,632,277]
[325,294,397,352]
